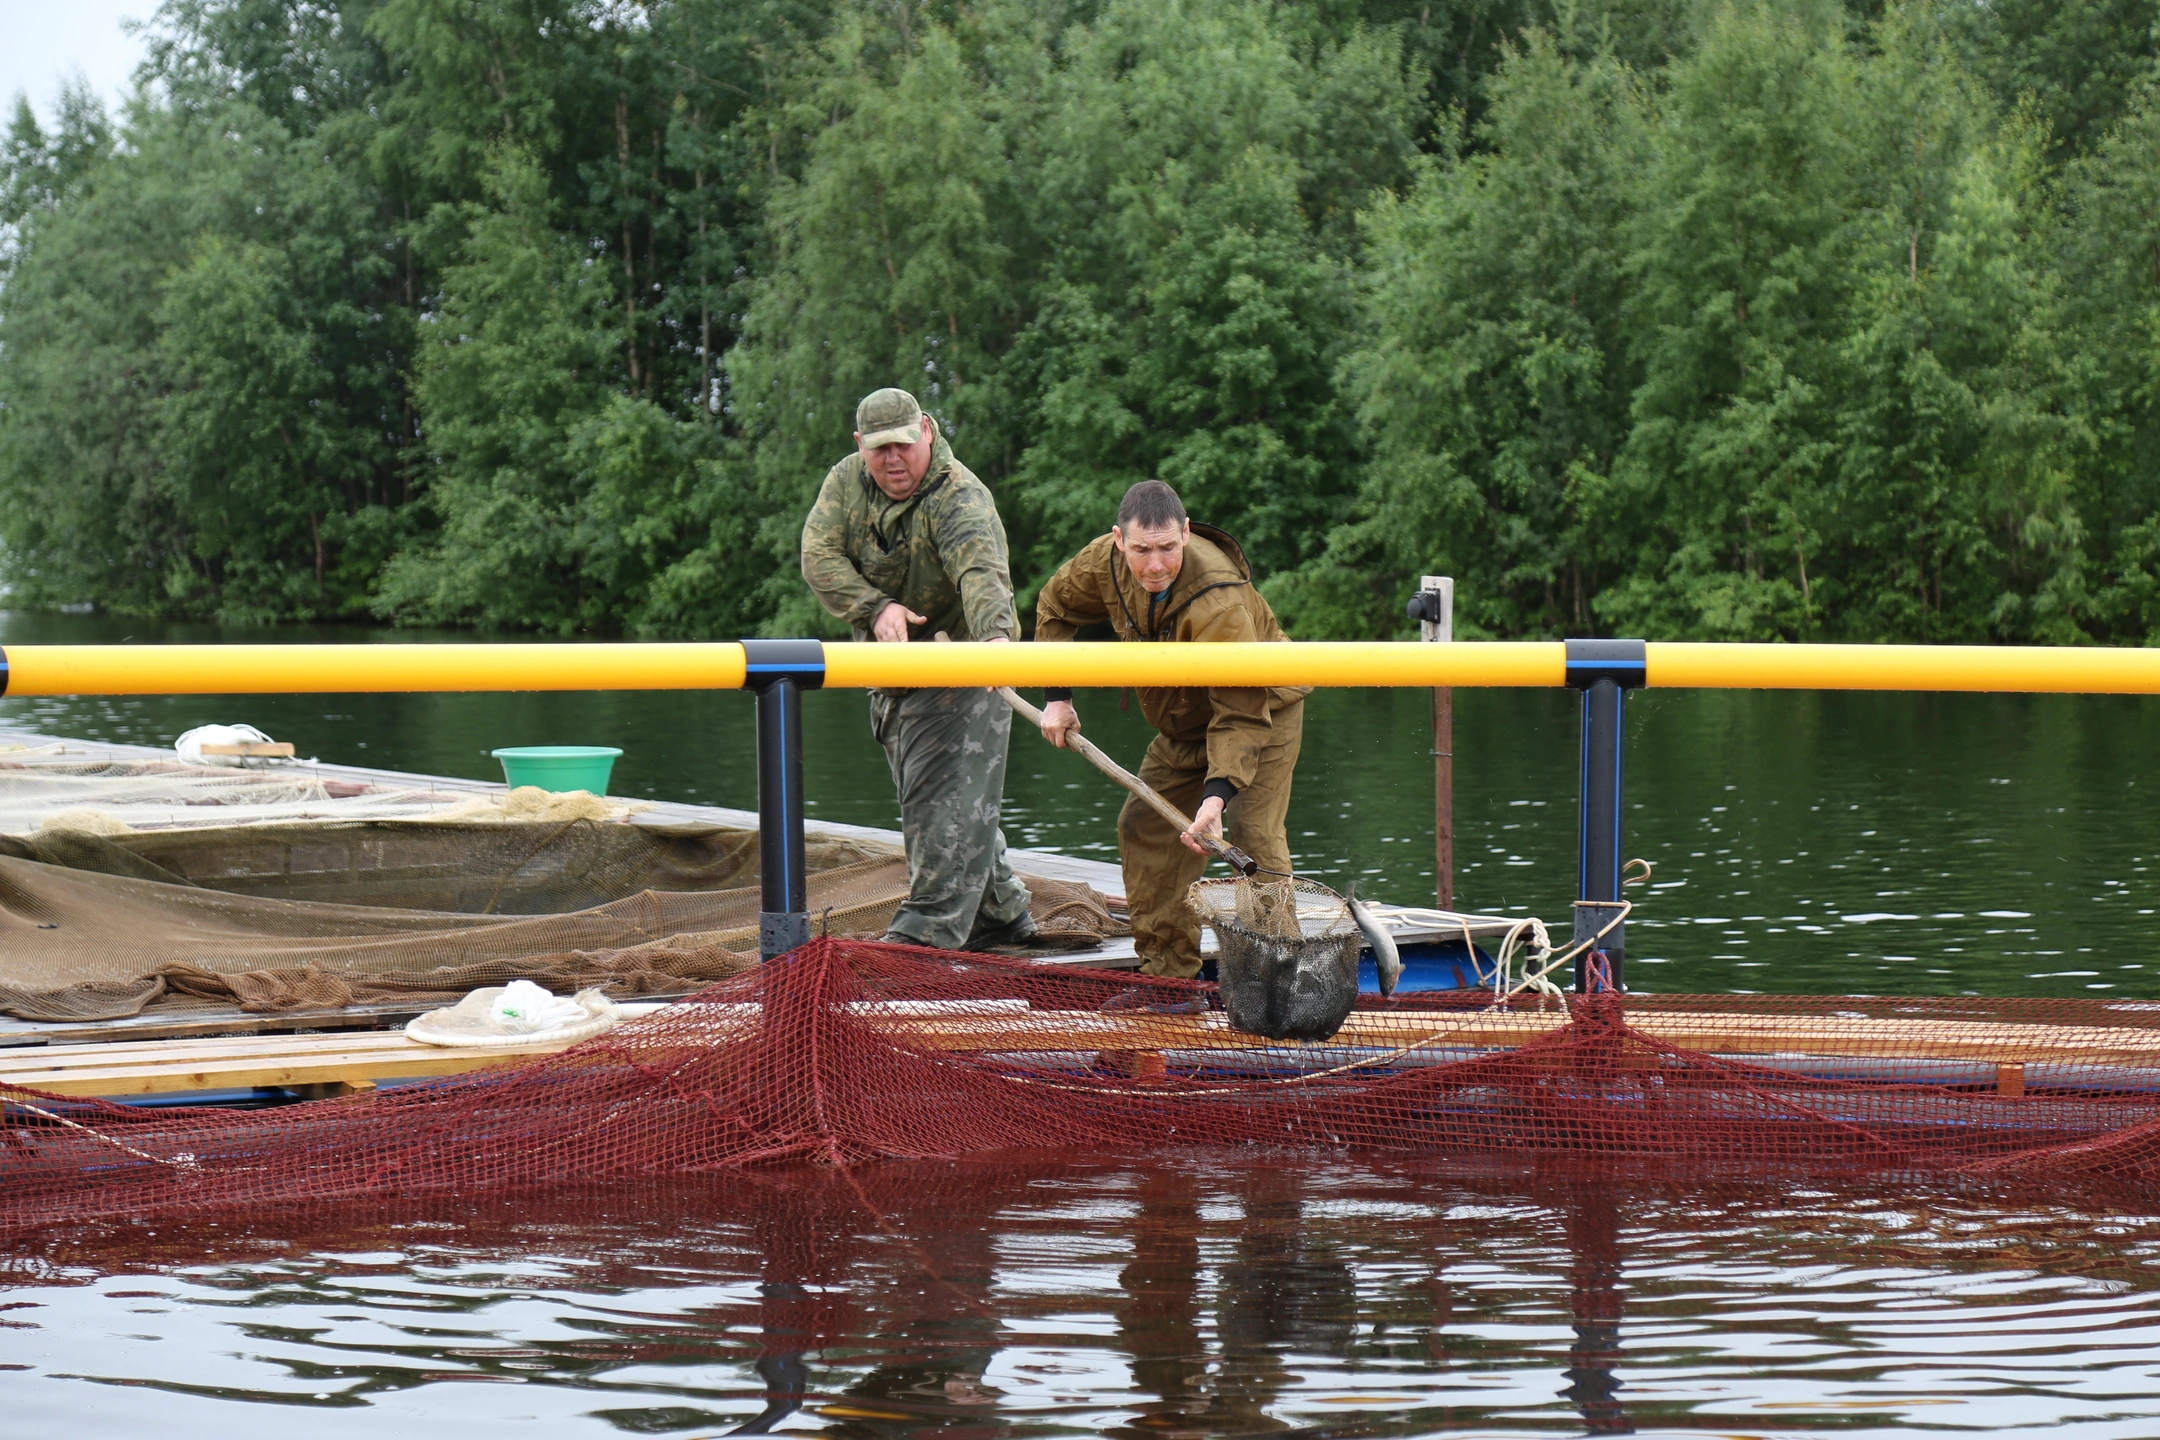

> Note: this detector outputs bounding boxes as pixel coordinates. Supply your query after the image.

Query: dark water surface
[6,612,2160,1436]
[11,1164,2160,1439]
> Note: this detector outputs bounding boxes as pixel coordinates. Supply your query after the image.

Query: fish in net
[1187,874,1366,1041]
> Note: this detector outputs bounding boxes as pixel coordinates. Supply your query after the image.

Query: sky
[2,0,157,124]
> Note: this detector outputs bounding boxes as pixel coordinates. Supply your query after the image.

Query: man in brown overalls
[1033,480,1308,978]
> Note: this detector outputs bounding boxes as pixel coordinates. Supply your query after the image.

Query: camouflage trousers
[870,686,1033,949]
[1119,700,1304,979]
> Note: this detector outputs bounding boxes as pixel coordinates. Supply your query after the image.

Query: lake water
[4,611,2159,1436]
[11,1163,2160,1438]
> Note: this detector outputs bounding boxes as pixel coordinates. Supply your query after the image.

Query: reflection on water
[3,611,2154,998]
[8,1159,2160,1438]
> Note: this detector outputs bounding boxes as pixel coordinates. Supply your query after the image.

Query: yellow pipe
[0,643,748,696]
[1646,643,2160,693]
[1,639,2157,696]
[820,641,1564,689]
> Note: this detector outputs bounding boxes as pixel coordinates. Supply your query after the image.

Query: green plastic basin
[490,746,623,795]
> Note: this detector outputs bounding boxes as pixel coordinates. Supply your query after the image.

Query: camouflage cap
[855,388,925,449]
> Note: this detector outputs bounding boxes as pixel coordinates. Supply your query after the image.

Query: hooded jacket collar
[1110,522,1252,640]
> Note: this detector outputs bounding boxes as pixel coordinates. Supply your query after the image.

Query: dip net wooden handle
[993,683,1258,877]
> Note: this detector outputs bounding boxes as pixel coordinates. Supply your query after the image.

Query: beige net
[0,758,473,833]
[1188,874,1362,1041]
[0,816,1126,1024]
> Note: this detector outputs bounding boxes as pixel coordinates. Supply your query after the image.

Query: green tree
[379,150,629,628]
[2060,72,2160,641]
[1949,0,2160,156]
[1598,4,1863,640]
[1004,1,1420,583]
[1608,5,2090,642]
[1274,31,1648,638]
[8,0,2158,642]
[1,98,411,617]
[727,15,1018,633]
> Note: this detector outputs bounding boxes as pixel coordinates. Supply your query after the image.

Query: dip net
[9,935,2160,1233]
[1187,875,1361,1041]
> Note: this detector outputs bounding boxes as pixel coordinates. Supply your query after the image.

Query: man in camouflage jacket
[1033,480,1308,978]
[800,387,1035,950]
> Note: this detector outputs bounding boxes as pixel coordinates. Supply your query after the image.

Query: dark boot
[965,909,1038,951]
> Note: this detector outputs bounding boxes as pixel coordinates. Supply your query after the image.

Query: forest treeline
[2,0,2158,642]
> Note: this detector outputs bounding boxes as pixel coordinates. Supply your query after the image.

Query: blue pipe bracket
[1567,639,1645,991]
[741,640,826,961]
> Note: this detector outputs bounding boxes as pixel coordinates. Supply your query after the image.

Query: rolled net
[9,935,2160,1233]
[0,817,1124,1021]
[0,756,475,832]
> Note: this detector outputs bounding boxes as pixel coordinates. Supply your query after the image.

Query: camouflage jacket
[1033,523,1308,792]
[800,436,1019,644]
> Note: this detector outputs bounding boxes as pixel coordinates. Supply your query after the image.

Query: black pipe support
[741,640,825,961]
[1566,639,1645,992]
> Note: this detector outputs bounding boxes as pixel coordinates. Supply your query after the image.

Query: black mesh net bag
[1187,875,1362,1041]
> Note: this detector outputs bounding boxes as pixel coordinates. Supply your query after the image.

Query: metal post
[742,640,826,961]
[1565,639,1644,991]
[1418,576,1455,910]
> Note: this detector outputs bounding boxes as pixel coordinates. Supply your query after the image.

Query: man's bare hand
[1180,794,1227,856]
[1040,699,1081,749]
[873,602,928,643]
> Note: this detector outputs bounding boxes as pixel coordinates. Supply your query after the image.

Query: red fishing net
[7,934,2160,1233]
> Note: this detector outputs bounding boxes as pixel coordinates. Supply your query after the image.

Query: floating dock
[6,993,2158,1101]
[0,726,1530,1099]
[16,729,2143,1111]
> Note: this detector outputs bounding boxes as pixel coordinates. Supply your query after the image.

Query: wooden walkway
[0,1028,571,1099]
[8,1002,2160,1101]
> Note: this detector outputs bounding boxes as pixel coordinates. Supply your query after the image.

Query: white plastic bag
[175,723,277,768]
[488,978,586,1034]
[405,984,626,1048]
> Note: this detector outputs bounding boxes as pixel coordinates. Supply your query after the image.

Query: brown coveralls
[1034,524,1308,978]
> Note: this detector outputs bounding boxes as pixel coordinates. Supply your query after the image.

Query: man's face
[1113,518,1189,594]
[856,420,937,500]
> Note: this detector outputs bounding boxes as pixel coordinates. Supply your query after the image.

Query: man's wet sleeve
[937,489,1019,641]
[1031,552,1106,644]
[801,469,891,629]
[1031,552,1110,702]
[1194,603,1272,792]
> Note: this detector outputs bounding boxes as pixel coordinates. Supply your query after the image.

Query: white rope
[1487,857,1654,1006]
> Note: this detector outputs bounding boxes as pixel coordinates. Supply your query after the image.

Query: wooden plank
[0,1029,484,1067]
[864,1006,2160,1065]
[0,992,704,1050]
[0,1008,418,1051]
[0,1042,569,1098]
[12,1003,2160,1103]
[882,1010,1548,1055]
[1629,1011,2160,1064]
